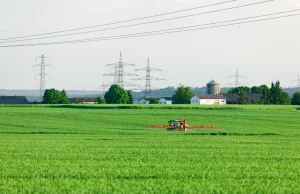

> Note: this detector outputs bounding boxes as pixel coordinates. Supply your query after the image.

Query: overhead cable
[0,0,274,44]
[0,10,298,48]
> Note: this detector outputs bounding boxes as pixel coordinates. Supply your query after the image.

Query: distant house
[159,97,173,104]
[0,96,29,104]
[225,94,263,104]
[68,97,97,104]
[138,97,152,104]
[190,95,226,105]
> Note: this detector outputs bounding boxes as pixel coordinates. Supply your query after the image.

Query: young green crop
[0,105,299,193]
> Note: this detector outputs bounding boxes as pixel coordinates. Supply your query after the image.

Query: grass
[0,105,299,193]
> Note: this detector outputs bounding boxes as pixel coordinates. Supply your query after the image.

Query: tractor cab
[167,119,188,131]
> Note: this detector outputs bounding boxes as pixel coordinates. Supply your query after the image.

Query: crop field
[0,105,300,193]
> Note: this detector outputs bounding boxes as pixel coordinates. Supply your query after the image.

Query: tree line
[42,82,300,105]
[42,85,134,104]
[227,81,300,105]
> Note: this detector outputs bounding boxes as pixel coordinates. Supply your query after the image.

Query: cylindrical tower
[206,80,221,95]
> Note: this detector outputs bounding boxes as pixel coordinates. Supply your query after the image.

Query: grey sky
[0,0,299,90]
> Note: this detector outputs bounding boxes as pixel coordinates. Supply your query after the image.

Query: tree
[42,89,69,104]
[96,96,106,104]
[104,84,129,104]
[43,89,59,104]
[270,81,281,104]
[259,81,291,105]
[279,92,291,105]
[251,86,262,94]
[269,81,291,105]
[127,91,134,104]
[259,85,270,104]
[172,86,194,104]
[228,86,250,94]
[149,98,159,104]
[60,89,69,104]
[291,92,300,105]
[237,92,249,104]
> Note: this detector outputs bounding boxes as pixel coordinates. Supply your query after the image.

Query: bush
[42,89,69,104]
[149,98,159,104]
[96,96,106,104]
[104,84,129,104]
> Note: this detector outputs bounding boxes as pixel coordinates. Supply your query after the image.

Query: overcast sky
[0,0,299,91]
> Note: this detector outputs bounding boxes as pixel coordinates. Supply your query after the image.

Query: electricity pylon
[227,68,247,87]
[133,57,164,97]
[291,74,300,88]
[33,55,52,101]
[103,52,137,89]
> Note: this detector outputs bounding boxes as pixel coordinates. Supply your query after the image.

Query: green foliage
[237,92,249,104]
[149,98,159,104]
[291,92,300,105]
[251,86,263,94]
[104,84,129,104]
[228,82,291,105]
[0,106,300,193]
[279,92,291,105]
[260,85,271,104]
[96,96,106,104]
[172,86,194,104]
[60,89,69,104]
[228,86,251,94]
[270,81,281,104]
[42,89,69,104]
[269,81,291,105]
[127,91,134,104]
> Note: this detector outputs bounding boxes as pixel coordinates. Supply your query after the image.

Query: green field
[0,105,300,193]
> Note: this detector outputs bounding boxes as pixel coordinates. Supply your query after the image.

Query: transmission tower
[103,52,137,89]
[96,82,107,93]
[226,68,247,87]
[133,57,164,97]
[291,74,300,88]
[33,55,52,100]
[100,66,118,92]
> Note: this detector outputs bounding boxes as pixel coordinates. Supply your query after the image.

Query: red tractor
[167,119,188,131]
[146,119,217,131]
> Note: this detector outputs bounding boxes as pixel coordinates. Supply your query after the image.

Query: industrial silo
[206,80,221,95]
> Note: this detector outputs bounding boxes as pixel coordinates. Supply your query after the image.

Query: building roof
[159,97,173,101]
[193,94,226,99]
[68,97,96,103]
[207,80,220,85]
[138,97,154,101]
[224,94,263,103]
[0,96,29,104]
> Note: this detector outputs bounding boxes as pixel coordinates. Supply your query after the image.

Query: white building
[159,97,173,104]
[138,97,154,104]
[191,95,226,105]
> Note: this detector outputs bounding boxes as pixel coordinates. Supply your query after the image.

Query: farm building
[138,97,153,104]
[190,95,226,105]
[68,97,97,104]
[0,96,29,104]
[159,97,172,104]
[225,94,264,104]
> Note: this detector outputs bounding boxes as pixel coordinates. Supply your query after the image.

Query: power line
[2,12,299,47]
[1,10,299,48]
[0,0,242,41]
[0,0,274,44]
